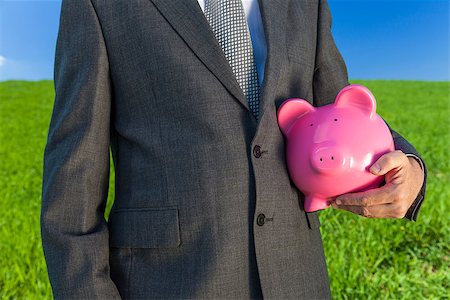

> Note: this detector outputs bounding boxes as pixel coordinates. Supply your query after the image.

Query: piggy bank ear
[277,99,315,136]
[335,84,377,119]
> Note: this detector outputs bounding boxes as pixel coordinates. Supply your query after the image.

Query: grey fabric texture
[41,0,427,299]
[204,0,261,120]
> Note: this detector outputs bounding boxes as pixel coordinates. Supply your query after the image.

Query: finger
[334,203,406,219]
[370,150,409,176]
[334,185,394,207]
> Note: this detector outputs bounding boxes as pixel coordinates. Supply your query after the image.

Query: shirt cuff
[404,153,426,221]
[405,153,424,172]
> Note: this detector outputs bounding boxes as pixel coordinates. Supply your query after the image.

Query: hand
[331,150,424,218]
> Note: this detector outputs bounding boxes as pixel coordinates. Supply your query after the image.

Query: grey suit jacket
[41,0,427,299]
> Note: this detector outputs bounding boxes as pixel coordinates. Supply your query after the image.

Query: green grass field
[0,80,449,299]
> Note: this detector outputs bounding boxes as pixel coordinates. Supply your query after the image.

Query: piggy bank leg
[304,195,330,212]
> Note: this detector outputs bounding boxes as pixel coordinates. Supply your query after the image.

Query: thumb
[369,150,405,176]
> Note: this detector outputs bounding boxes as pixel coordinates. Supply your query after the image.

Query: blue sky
[0,0,448,81]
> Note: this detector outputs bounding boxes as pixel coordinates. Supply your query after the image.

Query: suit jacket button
[253,145,262,158]
[256,213,265,226]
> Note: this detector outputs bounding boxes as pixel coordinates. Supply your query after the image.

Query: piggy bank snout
[310,146,346,174]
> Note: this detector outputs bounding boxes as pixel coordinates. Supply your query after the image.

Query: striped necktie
[204,0,261,121]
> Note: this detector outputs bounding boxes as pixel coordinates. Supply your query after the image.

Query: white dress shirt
[197,0,267,86]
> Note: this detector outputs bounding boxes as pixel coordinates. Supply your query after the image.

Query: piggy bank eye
[309,123,313,127]
[334,118,338,122]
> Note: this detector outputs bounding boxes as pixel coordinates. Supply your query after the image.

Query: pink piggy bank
[277,84,395,212]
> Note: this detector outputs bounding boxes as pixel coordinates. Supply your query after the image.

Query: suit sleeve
[312,0,427,221]
[40,0,121,298]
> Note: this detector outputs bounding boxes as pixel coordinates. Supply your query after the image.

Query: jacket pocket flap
[108,207,181,248]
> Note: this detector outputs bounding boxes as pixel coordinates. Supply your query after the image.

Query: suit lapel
[150,0,248,111]
[150,0,289,124]
[257,0,289,122]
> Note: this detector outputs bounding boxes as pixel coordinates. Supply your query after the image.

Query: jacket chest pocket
[108,207,181,248]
